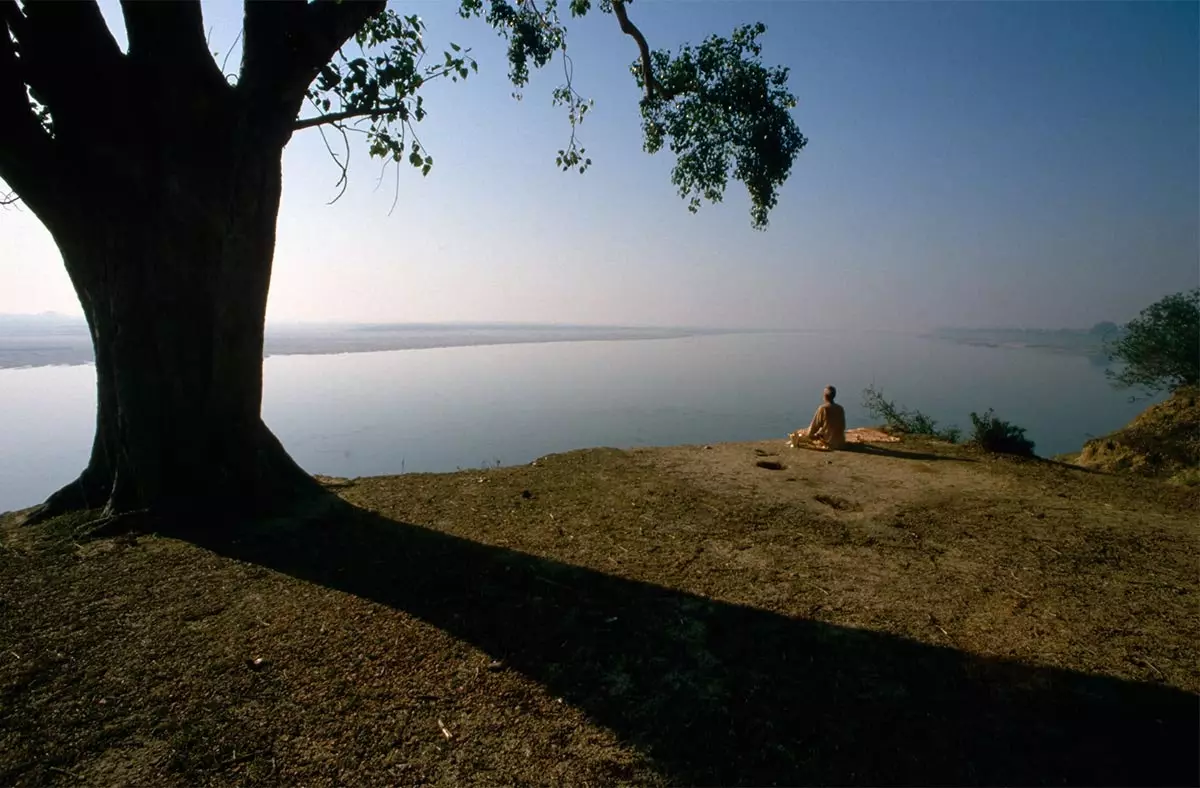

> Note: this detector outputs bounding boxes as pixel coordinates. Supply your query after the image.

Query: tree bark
[3,0,393,526]
[24,304,121,522]
[28,121,327,524]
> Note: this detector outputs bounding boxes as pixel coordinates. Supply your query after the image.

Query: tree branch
[241,0,385,95]
[294,104,406,132]
[611,0,670,101]
[12,0,125,121]
[0,2,65,221]
[301,0,387,72]
[239,0,384,130]
[120,0,211,71]
[18,0,121,62]
[240,0,307,95]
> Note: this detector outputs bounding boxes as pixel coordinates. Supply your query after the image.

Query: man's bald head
[824,386,837,403]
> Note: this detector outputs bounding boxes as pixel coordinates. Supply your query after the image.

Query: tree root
[72,508,153,541]
[19,469,114,526]
[20,426,340,540]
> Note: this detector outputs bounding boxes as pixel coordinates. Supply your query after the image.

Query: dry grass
[1073,386,1200,484]
[2,436,1197,786]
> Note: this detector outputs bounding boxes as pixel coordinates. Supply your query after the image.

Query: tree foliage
[1106,289,1200,394]
[295,0,806,226]
[2,1,804,226]
[636,23,805,228]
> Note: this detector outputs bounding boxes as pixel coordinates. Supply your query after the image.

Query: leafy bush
[968,409,1035,457]
[1107,289,1199,394]
[861,386,961,443]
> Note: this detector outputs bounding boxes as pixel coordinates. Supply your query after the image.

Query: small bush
[968,409,1035,457]
[861,385,961,443]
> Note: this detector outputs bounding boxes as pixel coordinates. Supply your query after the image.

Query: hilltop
[1067,386,1199,485]
[2,435,1196,786]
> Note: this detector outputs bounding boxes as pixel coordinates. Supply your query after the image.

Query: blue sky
[1,0,1196,330]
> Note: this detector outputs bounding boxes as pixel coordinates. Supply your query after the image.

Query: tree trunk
[1,0,397,527]
[30,129,326,524]
[27,304,121,520]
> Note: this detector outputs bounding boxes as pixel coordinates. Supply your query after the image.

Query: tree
[1106,289,1200,395]
[0,0,806,525]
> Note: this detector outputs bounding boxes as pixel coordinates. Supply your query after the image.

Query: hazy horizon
[0,313,1115,371]
[1,1,1197,330]
[0,310,1133,334]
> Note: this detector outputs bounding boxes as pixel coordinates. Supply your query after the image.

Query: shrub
[968,409,1035,457]
[861,386,961,443]
[1106,289,1199,394]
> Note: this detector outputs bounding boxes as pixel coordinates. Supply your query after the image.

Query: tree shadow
[192,504,1197,786]
[839,442,976,463]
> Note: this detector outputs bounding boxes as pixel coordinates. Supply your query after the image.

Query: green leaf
[301,2,801,228]
[634,23,805,228]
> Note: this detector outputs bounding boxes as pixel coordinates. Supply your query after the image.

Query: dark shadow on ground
[1036,457,1105,475]
[192,505,1198,787]
[839,443,976,463]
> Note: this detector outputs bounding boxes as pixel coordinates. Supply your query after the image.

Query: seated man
[792,385,847,450]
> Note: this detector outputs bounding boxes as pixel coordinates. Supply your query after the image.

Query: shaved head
[824,386,837,402]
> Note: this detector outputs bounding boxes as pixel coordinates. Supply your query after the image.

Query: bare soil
[1071,386,1200,485]
[2,435,1197,786]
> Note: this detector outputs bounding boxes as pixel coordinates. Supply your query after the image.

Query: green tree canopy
[1107,289,1200,394]
[297,0,806,227]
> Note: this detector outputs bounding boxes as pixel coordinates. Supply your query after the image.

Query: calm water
[0,331,1145,513]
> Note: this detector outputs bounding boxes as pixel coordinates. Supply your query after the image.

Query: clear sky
[1,0,1197,330]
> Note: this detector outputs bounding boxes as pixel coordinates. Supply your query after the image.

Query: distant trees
[1107,289,1200,394]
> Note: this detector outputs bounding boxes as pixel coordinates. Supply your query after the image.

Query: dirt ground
[2,435,1197,786]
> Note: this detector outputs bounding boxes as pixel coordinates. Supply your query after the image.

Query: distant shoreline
[923,327,1111,359]
[0,321,771,370]
[0,316,1118,370]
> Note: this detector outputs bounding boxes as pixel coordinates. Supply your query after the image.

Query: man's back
[811,402,846,448]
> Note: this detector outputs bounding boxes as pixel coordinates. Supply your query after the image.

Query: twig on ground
[534,575,572,591]
[219,752,254,768]
[928,613,950,637]
[1140,657,1165,679]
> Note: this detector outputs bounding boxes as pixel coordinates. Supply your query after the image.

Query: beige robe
[806,402,846,449]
